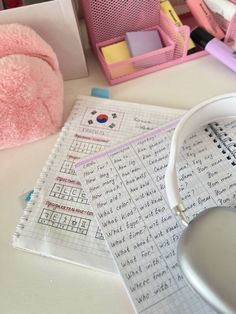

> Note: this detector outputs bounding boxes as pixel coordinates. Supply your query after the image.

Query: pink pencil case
[82,0,236,85]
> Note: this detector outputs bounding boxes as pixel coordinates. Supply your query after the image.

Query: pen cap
[190,27,214,48]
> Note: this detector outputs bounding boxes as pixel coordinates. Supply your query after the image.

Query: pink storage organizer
[97,25,175,80]
[82,0,236,85]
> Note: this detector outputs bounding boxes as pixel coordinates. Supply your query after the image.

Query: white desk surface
[1,48,236,314]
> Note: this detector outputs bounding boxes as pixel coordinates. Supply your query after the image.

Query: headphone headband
[165,93,236,225]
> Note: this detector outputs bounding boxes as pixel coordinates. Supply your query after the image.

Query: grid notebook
[13,95,185,272]
[76,116,236,313]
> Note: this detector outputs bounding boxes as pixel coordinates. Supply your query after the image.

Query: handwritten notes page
[76,119,236,313]
[13,95,185,273]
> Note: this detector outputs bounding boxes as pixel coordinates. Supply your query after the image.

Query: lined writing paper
[76,118,236,313]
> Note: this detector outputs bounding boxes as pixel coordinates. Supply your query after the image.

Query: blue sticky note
[19,190,34,209]
[24,190,34,203]
[91,88,110,99]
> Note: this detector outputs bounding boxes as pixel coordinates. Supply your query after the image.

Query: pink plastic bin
[82,0,236,85]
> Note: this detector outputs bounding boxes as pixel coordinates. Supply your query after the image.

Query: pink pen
[191,27,236,72]
[186,0,225,39]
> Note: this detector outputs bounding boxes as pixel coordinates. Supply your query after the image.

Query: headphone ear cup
[0,54,63,150]
[178,207,236,314]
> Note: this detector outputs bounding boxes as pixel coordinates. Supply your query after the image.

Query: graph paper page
[76,118,236,312]
[13,95,185,273]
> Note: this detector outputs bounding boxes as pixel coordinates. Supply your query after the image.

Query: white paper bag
[0,0,88,80]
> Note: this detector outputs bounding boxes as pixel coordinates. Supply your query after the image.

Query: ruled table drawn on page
[76,119,236,313]
[13,95,185,272]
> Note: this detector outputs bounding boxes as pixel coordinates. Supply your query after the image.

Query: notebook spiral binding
[13,104,81,241]
[205,122,236,166]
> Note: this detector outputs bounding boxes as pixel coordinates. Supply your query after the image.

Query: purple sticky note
[125,30,163,68]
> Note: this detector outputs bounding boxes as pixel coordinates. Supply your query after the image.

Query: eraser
[91,88,110,99]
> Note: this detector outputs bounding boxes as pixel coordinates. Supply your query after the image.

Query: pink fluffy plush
[0,23,64,150]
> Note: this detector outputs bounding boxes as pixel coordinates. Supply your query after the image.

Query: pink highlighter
[191,27,236,72]
[186,0,225,39]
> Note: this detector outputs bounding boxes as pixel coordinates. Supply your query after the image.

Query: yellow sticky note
[101,41,134,79]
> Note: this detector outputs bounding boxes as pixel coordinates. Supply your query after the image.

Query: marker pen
[191,27,236,72]
[186,0,225,39]
[160,0,196,54]
[204,0,236,22]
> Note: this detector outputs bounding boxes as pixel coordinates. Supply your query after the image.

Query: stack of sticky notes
[101,41,135,79]
[125,30,163,67]
[101,30,165,79]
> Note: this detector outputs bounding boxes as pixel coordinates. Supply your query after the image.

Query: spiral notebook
[75,116,236,313]
[13,95,185,272]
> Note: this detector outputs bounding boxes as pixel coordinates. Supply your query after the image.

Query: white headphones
[165,93,236,314]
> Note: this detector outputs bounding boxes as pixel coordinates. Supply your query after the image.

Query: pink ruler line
[75,119,179,169]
